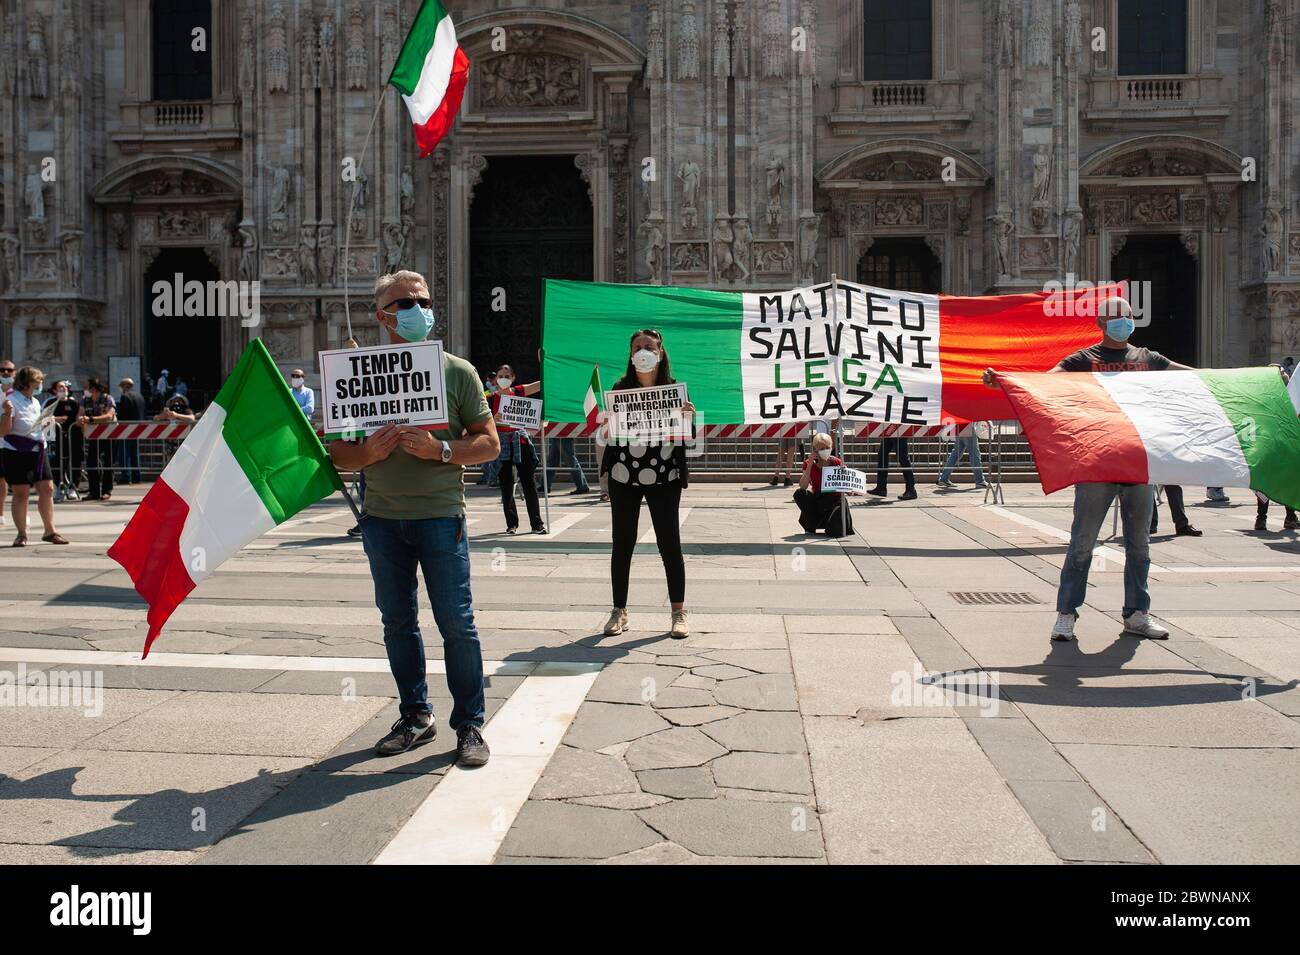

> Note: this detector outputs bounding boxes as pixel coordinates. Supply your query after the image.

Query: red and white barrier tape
[82,423,191,440]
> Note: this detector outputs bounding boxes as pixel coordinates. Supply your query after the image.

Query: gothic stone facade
[2,0,1299,388]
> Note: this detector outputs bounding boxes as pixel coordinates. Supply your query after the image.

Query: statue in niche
[678,160,701,230]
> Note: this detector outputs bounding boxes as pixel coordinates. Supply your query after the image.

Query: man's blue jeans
[543,437,590,491]
[361,515,485,730]
[1057,482,1154,617]
[939,436,984,484]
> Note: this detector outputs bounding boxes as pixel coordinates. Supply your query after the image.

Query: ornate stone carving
[382,219,406,272]
[611,145,631,283]
[1,14,16,96]
[262,249,298,279]
[713,216,736,280]
[478,52,582,109]
[319,12,337,89]
[762,0,784,79]
[798,0,817,80]
[798,214,821,282]
[430,150,450,322]
[640,219,666,283]
[26,13,49,99]
[400,165,415,219]
[955,196,972,236]
[646,0,665,83]
[346,2,368,90]
[669,241,708,273]
[239,12,256,95]
[466,155,488,205]
[990,215,1014,277]
[24,172,46,221]
[754,241,794,273]
[1131,193,1178,224]
[60,0,81,97]
[1062,213,1081,275]
[1211,191,1232,229]
[765,156,785,236]
[1065,0,1082,60]
[267,2,290,93]
[1109,233,1128,258]
[874,197,923,227]
[1032,149,1053,203]
[0,233,19,292]
[924,234,945,262]
[678,160,701,230]
[1027,0,1052,68]
[270,165,291,219]
[1030,205,1051,232]
[1261,208,1284,274]
[1180,231,1200,259]
[300,11,319,89]
[27,254,59,281]
[1019,237,1056,269]
[853,156,940,182]
[732,217,754,280]
[237,222,258,281]
[996,0,1015,68]
[382,8,399,74]
[158,210,203,238]
[318,226,336,285]
[27,328,61,362]
[678,0,701,80]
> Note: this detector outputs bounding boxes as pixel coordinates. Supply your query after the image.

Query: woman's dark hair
[86,377,105,394]
[14,366,43,391]
[613,328,673,390]
[495,364,516,377]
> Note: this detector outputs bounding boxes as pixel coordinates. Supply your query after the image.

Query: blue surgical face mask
[393,304,435,342]
[1105,317,1135,342]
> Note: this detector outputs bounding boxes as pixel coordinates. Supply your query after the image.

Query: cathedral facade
[1,0,1298,405]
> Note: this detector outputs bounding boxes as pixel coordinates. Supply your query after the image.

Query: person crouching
[793,433,853,537]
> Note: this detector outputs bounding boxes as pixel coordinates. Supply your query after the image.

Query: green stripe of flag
[213,339,343,524]
[541,279,745,423]
[1199,366,1300,510]
[388,0,450,94]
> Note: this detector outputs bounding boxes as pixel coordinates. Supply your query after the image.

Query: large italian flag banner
[999,368,1300,508]
[109,340,343,657]
[389,0,469,158]
[541,279,1124,427]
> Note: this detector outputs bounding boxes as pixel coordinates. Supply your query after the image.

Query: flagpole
[342,86,389,343]
[830,273,848,538]
[539,423,551,532]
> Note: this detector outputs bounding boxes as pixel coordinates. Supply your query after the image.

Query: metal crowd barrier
[48,422,193,500]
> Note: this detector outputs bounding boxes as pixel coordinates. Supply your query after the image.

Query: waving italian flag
[109,340,343,657]
[999,367,1300,508]
[389,0,469,157]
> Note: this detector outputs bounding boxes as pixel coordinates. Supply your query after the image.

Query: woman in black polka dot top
[599,329,695,639]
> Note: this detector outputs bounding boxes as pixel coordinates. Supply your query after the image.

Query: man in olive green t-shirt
[329,270,500,766]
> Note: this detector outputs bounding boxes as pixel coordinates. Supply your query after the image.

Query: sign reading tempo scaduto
[319,340,448,439]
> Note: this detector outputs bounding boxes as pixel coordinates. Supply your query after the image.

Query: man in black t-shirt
[984,298,1187,645]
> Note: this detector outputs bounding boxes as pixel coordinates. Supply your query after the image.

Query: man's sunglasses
[381,297,432,312]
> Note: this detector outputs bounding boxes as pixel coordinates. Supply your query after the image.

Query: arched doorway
[468,155,593,382]
[1111,235,1197,366]
[144,247,222,409]
[857,238,941,294]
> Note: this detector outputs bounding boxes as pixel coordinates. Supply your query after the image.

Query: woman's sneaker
[1050,612,1077,642]
[1123,611,1169,640]
[603,607,628,635]
[375,713,436,755]
[670,609,689,639]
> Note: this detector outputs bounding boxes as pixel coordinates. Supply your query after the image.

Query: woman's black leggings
[499,442,543,530]
[609,480,685,608]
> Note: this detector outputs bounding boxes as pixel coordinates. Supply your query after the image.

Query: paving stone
[564,702,670,751]
[0,631,97,650]
[711,752,813,795]
[671,674,716,690]
[636,767,717,799]
[90,665,273,694]
[649,686,715,709]
[712,673,798,711]
[0,745,61,777]
[499,800,660,859]
[624,726,728,771]
[700,711,808,754]
[700,649,792,674]
[963,716,1080,782]
[657,705,743,727]
[567,792,672,810]
[691,663,754,681]
[0,845,195,864]
[1005,780,1153,864]
[252,671,398,697]
[637,798,822,858]
[596,841,698,865]
[586,663,687,705]
[0,687,178,748]
[531,746,639,800]
[717,787,813,803]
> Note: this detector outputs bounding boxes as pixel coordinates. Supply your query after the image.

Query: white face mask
[631,348,660,373]
[291,376,305,387]
[496,376,513,390]
[817,448,831,460]
[56,390,68,400]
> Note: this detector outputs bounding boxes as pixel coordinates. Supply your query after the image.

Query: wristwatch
[439,440,454,464]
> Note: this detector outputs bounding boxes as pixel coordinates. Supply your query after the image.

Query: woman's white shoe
[603,607,628,635]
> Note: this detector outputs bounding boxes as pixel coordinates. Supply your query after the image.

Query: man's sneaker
[1175,524,1203,537]
[375,713,436,756]
[603,607,628,635]
[670,609,689,639]
[1122,611,1170,640]
[974,481,989,490]
[456,724,490,767]
[898,488,918,501]
[1050,612,1077,642]
[347,523,362,538]
[1205,488,1230,504]
[935,478,956,489]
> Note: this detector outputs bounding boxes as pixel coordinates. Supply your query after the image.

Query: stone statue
[798,214,820,282]
[110,212,129,250]
[62,233,82,289]
[762,0,784,78]
[0,233,18,292]
[678,160,701,229]
[638,219,665,284]
[300,12,319,89]
[24,172,45,221]
[346,2,368,90]
[238,223,258,281]
[318,226,336,285]
[766,155,785,235]
[1262,208,1283,274]
[678,0,701,80]
[991,215,1014,277]
[26,14,49,99]
[238,13,256,94]
[353,166,369,211]
[400,166,415,219]
[713,216,735,280]
[646,2,665,82]
[1032,149,1052,203]
[270,166,290,215]
[383,220,405,271]
[299,225,318,285]
[267,2,289,93]
[731,217,753,282]
[319,13,337,89]
[996,0,1015,68]
[1065,0,1082,58]
[1,14,16,97]
[1062,214,1081,276]
[1027,0,1052,68]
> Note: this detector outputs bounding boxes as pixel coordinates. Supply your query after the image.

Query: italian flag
[109,340,344,657]
[389,0,469,158]
[584,365,603,430]
[998,368,1300,509]
[540,279,1127,426]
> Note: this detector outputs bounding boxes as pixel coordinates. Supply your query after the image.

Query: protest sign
[605,383,692,442]
[496,393,543,432]
[821,466,867,495]
[318,340,447,439]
